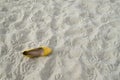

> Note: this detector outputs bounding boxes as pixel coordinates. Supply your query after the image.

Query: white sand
[0,0,120,80]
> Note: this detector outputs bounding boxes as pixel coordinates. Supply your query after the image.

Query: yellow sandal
[22,46,52,58]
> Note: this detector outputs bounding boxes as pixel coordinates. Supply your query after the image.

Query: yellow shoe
[23,46,52,58]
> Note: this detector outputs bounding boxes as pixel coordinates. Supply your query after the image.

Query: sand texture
[0,0,120,80]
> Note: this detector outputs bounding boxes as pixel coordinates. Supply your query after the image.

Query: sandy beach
[0,0,120,80]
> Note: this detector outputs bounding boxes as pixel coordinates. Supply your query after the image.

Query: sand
[0,0,120,80]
